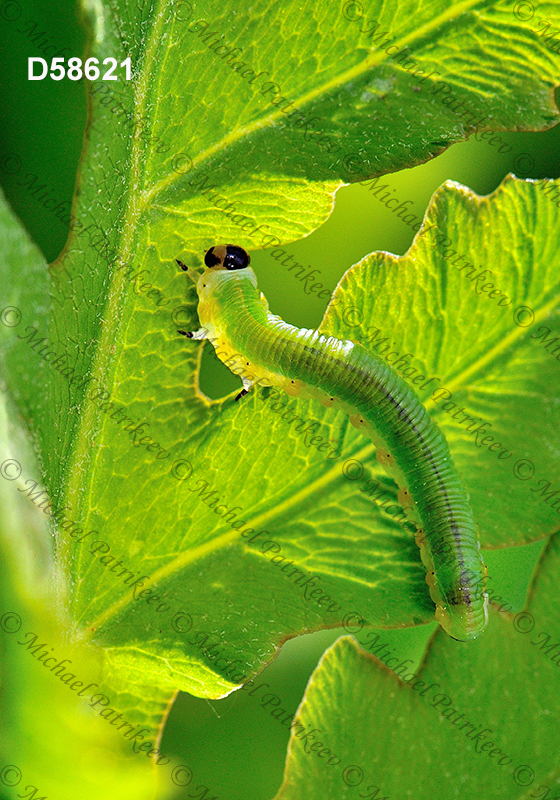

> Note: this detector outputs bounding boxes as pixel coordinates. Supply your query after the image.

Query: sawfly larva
[177,244,489,641]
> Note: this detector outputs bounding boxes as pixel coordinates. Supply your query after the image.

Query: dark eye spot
[204,247,221,267]
[223,244,251,270]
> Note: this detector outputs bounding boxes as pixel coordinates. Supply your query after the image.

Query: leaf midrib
[59,0,170,573]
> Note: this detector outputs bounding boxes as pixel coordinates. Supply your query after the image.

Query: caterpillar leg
[235,376,254,402]
[176,258,201,286]
[178,327,208,339]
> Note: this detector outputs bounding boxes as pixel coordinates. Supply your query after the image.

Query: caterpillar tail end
[435,594,489,642]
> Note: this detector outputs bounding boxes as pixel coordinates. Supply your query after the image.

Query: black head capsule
[204,244,251,270]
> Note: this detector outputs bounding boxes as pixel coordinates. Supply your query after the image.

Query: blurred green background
[1,2,559,798]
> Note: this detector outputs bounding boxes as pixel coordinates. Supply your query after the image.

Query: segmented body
[191,257,488,641]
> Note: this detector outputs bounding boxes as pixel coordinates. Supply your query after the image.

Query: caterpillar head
[197,244,257,302]
[204,244,251,270]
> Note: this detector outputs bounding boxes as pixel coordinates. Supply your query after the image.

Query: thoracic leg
[178,327,208,339]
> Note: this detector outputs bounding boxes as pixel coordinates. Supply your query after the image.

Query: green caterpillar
[178,244,489,641]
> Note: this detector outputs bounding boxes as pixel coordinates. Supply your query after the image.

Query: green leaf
[2,0,560,719]
[273,532,560,800]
